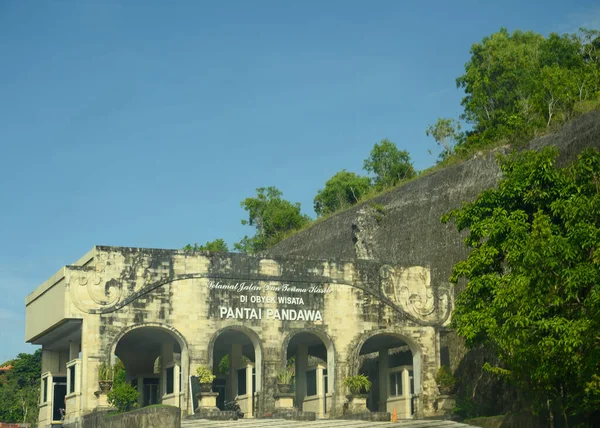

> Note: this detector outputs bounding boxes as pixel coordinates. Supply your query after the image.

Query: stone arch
[281,328,336,396]
[109,322,190,360]
[207,324,264,408]
[109,322,190,411]
[350,329,422,415]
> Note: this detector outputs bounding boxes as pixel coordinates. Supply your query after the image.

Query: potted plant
[435,365,456,395]
[196,366,216,392]
[98,362,113,393]
[343,374,371,414]
[276,369,293,393]
[343,374,372,396]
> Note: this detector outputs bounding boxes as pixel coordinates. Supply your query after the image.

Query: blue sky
[1,0,599,361]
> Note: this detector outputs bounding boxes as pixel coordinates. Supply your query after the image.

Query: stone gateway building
[26,245,454,426]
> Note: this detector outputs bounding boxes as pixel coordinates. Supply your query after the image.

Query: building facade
[25,246,453,426]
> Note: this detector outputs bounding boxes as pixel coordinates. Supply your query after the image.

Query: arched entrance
[357,333,420,418]
[210,327,262,418]
[112,325,188,410]
[285,331,334,418]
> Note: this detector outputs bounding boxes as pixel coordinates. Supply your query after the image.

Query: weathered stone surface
[62,405,180,428]
[265,109,600,415]
[29,247,451,425]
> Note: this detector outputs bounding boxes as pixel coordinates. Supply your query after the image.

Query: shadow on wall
[452,345,527,420]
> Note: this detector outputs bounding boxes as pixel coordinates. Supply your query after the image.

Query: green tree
[313,170,372,216]
[0,349,41,424]
[363,139,416,189]
[425,118,462,160]
[183,238,229,253]
[456,28,600,149]
[443,147,600,423]
[234,186,311,253]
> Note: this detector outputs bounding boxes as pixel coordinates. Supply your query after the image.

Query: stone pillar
[295,344,308,409]
[69,342,80,361]
[42,349,60,373]
[316,365,325,417]
[161,342,174,397]
[229,344,242,401]
[246,364,254,418]
[378,347,389,412]
[174,364,181,397]
[402,368,411,417]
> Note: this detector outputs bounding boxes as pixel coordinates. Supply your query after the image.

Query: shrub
[98,362,112,381]
[196,366,216,383]
[107,382,138,413]
[436,366,456,391]
[343,374,372,395]
[276,369,293,384]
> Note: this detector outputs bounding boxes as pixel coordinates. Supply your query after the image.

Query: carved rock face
[380,265,452,325]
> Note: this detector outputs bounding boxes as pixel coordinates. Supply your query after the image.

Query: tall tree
[234,186,311,253]
[363,139,416,189]
[313,170,372,216]
[443,147,600,423]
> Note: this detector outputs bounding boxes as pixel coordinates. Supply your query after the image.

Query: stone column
[295,344,308,409]
[316,365,324,417]
[69,342,80,361]
[246,364,254,418]
[161,342,174,397]
[402,368,411,418]
[229,344,242,401]
[378,347,389,412]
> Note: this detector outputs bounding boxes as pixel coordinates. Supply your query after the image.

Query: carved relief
[380,265,452,325]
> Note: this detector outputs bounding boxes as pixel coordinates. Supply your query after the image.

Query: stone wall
[61,246,450,419]
[62,405,180,428]
[265,109,600,414]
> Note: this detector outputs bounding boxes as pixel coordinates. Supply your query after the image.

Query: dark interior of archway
[115,328,181,377]
[359,334,413,373]
[286,332,327,362]
[359,334,413,412]
[212,330,256,372]
[359,334,409,355]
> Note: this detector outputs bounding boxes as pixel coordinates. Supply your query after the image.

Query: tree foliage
[183,238,229,253]
[0,349,41,424]
[234,186,311,253]
[363,139,416,189]
[107,358,138,413]
[456,28,600,150]
[426,118,462,160]
[443,147,600,422]
[313,170,372,216]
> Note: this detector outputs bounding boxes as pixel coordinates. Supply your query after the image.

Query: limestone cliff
[266,109,600,416]
[268,109,600,284]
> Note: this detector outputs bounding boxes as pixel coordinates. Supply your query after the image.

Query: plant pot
[439,386,452,395]
[199,382,213,392]
[98,380,113,393]
[277,383,291,393]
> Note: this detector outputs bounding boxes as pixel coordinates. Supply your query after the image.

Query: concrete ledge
[63,405,180,428]
[272,409,316,421]
[342,411,391,421]
[187,410,239,421]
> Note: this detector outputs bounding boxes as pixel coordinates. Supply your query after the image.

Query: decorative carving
[380,265,451,324]
[70,271,124,312]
